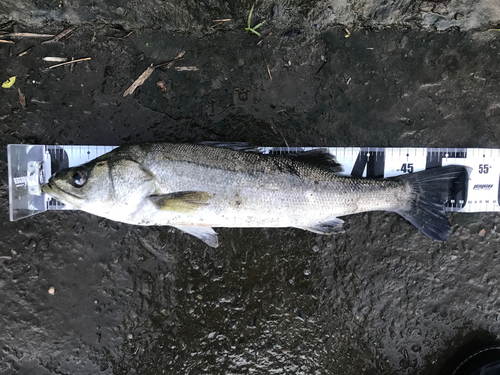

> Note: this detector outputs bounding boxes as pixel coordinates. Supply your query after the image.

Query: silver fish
[41,143,468,247]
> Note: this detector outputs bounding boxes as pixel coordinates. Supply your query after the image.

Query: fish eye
[69,168,87,187]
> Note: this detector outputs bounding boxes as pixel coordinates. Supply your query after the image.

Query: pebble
[459,229,470,239]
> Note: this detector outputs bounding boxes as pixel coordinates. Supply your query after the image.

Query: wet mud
[1,3,500,375]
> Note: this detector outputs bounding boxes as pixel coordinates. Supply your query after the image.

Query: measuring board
[7,144,500,221]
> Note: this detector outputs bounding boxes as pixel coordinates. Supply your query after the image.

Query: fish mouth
[41,182,84,202]
[41,182,54,195]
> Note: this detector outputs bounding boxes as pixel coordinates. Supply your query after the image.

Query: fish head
[42,159,114,211]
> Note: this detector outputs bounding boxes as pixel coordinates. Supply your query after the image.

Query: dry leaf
[175,66,199,71]
[157,80,167,92]
[43,57,68,62]
[18,88,26,108]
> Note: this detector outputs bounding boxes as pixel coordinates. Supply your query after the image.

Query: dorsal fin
[198,141,261,153]
[199,142,343,172]
[284,149,343,173]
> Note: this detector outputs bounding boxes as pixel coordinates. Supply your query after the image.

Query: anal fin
[173,225,219,247]
[297,218,345,235]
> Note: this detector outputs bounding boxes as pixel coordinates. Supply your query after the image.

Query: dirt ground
[1,2,500,374]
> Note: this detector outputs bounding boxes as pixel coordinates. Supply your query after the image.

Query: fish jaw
[41,181,85,209]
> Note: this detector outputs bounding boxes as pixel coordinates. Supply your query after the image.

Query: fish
[41,142,469,247]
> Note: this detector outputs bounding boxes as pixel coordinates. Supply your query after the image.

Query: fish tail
[395,165,470,241]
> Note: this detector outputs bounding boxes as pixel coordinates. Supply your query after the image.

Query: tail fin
[395,165,469,241]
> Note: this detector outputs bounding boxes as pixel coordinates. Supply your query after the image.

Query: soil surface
[1,2,500,375]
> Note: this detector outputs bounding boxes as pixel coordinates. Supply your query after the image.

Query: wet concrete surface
[1,5,500,375]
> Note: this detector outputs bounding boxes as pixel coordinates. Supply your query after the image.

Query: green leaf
[2,76,16,88]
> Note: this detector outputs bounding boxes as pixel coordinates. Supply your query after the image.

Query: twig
[0,39,14,44]
[266,64,272,80]
[41,26,77,44]
[2,33,54,38]
[123,64,155,97]
[0,256,12,260]
[216,104,231,115]
[212,19,231,28]
[17,47,34,57]
[70,57,75,72]
[123,51,186,97]
[122,31,133,39]
[45,57,91,70]
[271,123,289,147]
[155,51,186,69]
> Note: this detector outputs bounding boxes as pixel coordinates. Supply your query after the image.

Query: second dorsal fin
[284,149,343,173]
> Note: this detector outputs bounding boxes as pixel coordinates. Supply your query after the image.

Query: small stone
[459,229,470,239]
[433,3,448,15]
[48,286,55,295]
[238,59,244,66]
[420,1,434,12]
[479,229,486,236]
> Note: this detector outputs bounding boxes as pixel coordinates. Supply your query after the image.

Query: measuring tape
[7,145,500,221]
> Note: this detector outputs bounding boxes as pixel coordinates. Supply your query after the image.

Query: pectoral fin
[297,218,345,235]
[173,225,219,248]
[149,191,212,213]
